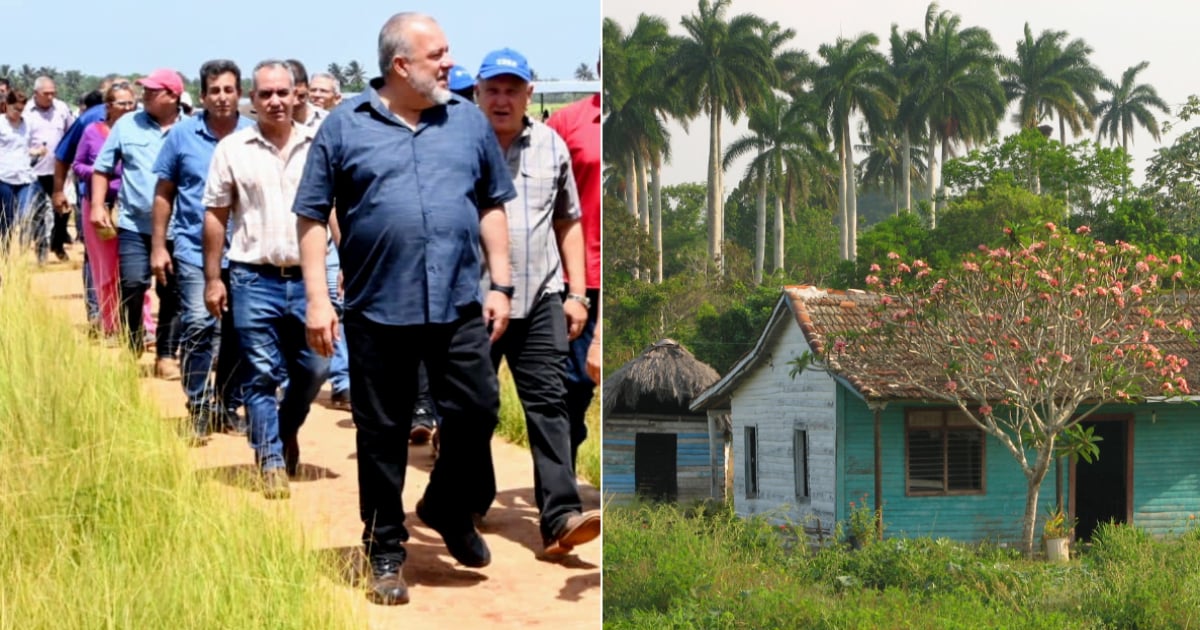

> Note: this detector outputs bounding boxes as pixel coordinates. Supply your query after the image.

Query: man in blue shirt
[91,69,184,356]
[294,12,515,606]
[151,60,254,442]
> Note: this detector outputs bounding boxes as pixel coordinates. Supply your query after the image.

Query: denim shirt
[94,111,174,235]
[293,78,517,326]
[152,112,254,268]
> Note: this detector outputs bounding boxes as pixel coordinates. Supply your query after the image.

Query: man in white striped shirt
[201,60,330,499]
[472,47,599,556]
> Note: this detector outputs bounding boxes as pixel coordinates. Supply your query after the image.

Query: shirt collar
[360,76,457,131]
[245,121,314,152]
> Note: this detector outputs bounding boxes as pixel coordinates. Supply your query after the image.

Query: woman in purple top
[75,83,137,336]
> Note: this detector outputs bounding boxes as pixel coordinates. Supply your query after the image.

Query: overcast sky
[605,0,1195,188]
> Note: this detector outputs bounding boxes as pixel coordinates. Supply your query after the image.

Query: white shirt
[202,123,314,266]
[0,116,35,185]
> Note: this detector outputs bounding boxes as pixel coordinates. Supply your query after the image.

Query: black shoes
[415,498,491,568]
[330,389,352,411]
[367,556,409,605]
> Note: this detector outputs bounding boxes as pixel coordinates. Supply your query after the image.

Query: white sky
[604,0,1196,189]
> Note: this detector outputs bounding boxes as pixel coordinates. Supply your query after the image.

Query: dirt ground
[35,249,601,629]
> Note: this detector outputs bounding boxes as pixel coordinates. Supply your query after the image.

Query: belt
[235,262,304,279]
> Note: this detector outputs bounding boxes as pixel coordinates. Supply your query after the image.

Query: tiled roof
[784,285,1200,402]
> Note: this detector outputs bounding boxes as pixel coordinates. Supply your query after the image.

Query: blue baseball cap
[477,48,532,82]
[448,65,475,91]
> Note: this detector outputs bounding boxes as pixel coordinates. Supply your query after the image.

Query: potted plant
[1043,507,1074,562]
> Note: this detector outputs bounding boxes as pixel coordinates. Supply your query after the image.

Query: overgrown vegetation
[604,502,1200,629]
[496,362,601,486]
[0,259,363,629]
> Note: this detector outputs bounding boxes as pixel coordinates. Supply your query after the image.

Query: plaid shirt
[483,119,580,319]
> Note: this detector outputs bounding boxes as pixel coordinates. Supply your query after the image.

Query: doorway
[1070,417,1132,541]
[635,433,677,501]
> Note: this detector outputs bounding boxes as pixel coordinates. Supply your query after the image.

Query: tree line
[604,0,1195,375]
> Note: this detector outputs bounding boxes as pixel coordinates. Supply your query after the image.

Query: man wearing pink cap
[92,69,185,361]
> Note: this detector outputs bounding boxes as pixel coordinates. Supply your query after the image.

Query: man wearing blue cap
[472,46,600,556]
[448,65,475,102]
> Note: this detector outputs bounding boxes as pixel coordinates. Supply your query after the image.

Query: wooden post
[868,401,888,540]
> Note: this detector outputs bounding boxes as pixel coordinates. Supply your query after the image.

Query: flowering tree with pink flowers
[830,222,1195,557]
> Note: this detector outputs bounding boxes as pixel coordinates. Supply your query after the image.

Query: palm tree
[603,14,677,282]
[813,33,894,260]
[1093,61,1170,153]
[856,128,928,214]
[345,61,366,91]
[889,24,925,213]
[574,63,596,81]
[327,62,345,87]
[666,0,776,272]
[909,3,1005,226]
[1002,24,1104,145]
[725,93,828,281]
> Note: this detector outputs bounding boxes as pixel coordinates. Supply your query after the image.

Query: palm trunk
[838,136,848,261]
[845,118,859,261]
[754,162,766,284]
[707,104,724,272]
[927,127,939,229]
[651,152,663,284]
[636,151,650,234]
[940,134,951,212]
[901,128,912,213]
[773,184,784,273]
[626,152,640,281]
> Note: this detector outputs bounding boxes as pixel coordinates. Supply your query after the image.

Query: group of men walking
[22,11,602,607]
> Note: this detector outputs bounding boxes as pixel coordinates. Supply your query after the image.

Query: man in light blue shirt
[151,60,254,441]
[92,69,184,356]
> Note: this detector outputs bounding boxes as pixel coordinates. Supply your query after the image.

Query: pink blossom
[1074,309,1084,319]
[1140,330,1151,343]
[887,252,900,260]
[1075,226,1091,234]
[880,296,894,305]
[1059,353,1073,364]
[945,381,958,392]
[898,263,912,273]
[1116,390,1130,400]
[834,340,848,353]
[963,262,980,272]
[1136,261,1150,273]
[1045,222,1057,232]
[1174,271,1184,280]
[866,275,880,286]
[1091,335,1103,345]
[1003,227,1013,235]
[916,269,930,278]
[913,260,927,269]
[868,263,881,272]
[1180,319,1193,331]
[1169,255,1183,265]
[983,352,996,361]
[979,405,993,416]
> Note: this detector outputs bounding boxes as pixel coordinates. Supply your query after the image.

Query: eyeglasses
[254,88,291,100]
[110,100,135,107]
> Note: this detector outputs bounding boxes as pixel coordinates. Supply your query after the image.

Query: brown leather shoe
[262,468,291,500]
[367,557,409,605]
[545,510,601,556]
[154,357,181,380]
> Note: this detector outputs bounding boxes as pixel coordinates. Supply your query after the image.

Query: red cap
[137,69,183,95]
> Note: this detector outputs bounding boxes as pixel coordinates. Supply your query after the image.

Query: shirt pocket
[517,163,557,216]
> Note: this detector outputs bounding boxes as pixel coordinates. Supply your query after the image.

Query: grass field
[0,259,363,629]
[604,501,1200,629]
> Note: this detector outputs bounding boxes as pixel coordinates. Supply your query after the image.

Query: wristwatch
[566,292,591,309]
[490,282,515,298]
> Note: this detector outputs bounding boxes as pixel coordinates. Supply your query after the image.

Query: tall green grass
[0,260,362,629]
[605,501,1200,629]
[496,362,601,487]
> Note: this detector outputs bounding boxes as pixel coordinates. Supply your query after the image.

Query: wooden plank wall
[603,414,716,504]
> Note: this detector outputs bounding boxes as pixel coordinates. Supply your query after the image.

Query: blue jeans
[0,181,33,250]
[230,263,329,470]
[117,229,178,357]
[176,260,222,411]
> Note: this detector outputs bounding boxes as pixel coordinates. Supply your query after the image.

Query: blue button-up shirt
[93,111,174,235]
[293,78,517,326]
[55,103,105,166]
[152,111,254,268]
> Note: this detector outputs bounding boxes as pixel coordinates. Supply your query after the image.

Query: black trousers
[474,294,582,541]
[345,305,499,563]
[36,175,71,254]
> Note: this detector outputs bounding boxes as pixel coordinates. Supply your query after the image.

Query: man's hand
[564,299,588,341]
[484,290,511,343]
[52,191,69,213]
[587,337,601,384]
[204,279,227,319]
[91,204,114,232]
[150,245,173,286]
[306,297,340,358]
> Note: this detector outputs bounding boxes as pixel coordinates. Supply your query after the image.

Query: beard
[412,71,451,105]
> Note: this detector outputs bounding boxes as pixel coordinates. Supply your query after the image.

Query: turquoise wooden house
[690,285,1200,543]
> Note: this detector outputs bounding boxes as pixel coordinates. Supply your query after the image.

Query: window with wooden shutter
[906,409,985,495]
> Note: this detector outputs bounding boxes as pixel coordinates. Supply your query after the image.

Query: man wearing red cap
[91,69,184,359]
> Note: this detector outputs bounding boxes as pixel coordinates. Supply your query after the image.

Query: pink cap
[137,69,183,95]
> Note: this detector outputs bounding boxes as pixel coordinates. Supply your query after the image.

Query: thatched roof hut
[603,339,721,417]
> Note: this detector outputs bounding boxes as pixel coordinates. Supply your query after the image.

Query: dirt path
[35,250,601,629]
